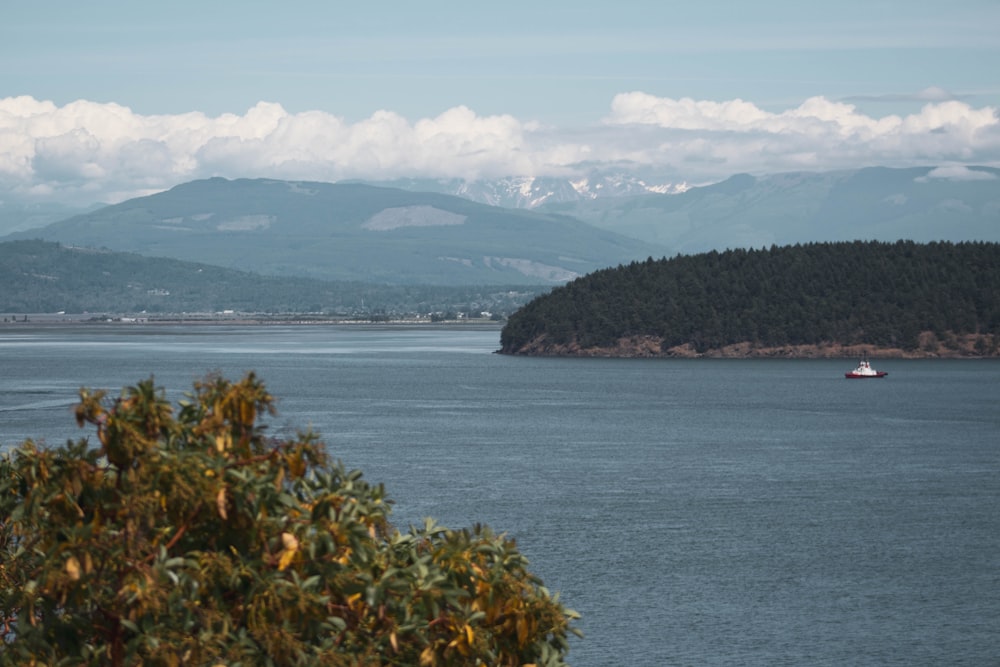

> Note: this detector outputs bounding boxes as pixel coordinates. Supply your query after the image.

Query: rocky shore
[502,331,1000,359]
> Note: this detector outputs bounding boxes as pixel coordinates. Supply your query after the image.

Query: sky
[1,0,999,206]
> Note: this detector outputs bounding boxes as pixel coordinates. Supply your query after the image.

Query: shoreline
[5,317,996,359]
[501,332,1000,359]
[0,313,503,327]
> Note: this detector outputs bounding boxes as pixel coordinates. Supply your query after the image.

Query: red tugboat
[845,357,888,379]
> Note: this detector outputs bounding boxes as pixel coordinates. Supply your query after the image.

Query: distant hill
[0,240,545,316]
[0,199,102,236]
[498,241,1000,358]
[535,166,1000,253]
[4,178,663,287]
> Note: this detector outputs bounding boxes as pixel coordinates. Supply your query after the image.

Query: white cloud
[915,86,958,102]
[605,92,998,141]
[920,165,998,181]
[0,92,997,206]
[843,86,964,104]
[604,93,1000,177]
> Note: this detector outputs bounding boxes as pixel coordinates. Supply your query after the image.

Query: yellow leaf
[281,532,298,551]
[278,549,296,571]
[287,451,306,478]
[419,646,437,666]
[65,556,81,581]
[464,624,474,645]
[278,531,299,571]
[216,487,227,520]
[239,400,255,425]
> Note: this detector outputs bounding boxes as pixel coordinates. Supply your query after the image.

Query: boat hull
[844,371,888,379]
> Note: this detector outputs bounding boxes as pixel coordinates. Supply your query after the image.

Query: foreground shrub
[0,373,578,666]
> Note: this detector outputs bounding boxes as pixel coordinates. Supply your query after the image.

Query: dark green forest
[0,240,541,317]
[499,241,1000,355]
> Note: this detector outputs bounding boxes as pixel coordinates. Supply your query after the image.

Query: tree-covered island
[499,241,1000,358]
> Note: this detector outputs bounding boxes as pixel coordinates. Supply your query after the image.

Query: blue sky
[2,0,998,205]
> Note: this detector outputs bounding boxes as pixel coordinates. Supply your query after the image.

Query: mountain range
[360,166,1000,253]
[5,178,660,287]
[3,166,997,295]
[533,166,1000,252]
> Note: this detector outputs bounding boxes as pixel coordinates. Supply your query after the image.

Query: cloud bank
[1,93,997,206]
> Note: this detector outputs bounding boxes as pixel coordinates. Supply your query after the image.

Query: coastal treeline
[499,241,1000,354]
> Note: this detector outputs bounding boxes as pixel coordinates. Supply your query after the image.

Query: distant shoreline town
[0,312,503,327]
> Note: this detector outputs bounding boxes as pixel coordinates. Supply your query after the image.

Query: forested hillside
[499,241,1000,357]
[0,240,541,316]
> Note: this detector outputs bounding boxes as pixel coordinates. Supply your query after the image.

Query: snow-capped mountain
[347,173,689,209]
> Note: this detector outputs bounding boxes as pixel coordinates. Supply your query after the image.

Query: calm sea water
[1,324,998,666]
